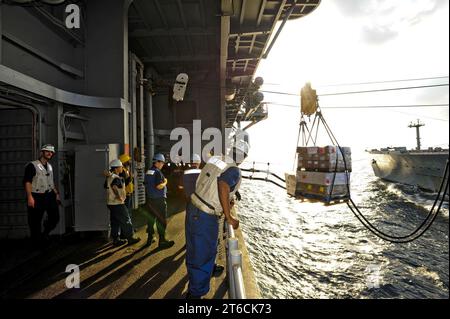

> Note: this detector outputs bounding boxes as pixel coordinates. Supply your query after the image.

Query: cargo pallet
[290,192,350,205]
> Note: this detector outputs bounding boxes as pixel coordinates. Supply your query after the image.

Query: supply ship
[368,120,449,193]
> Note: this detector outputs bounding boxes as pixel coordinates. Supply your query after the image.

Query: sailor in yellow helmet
[119,153,134,211]
[105,159,140,246]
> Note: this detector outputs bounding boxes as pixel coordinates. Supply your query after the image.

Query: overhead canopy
[128,0,321,127]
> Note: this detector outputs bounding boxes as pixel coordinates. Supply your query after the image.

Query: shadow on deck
[0,198,228,299]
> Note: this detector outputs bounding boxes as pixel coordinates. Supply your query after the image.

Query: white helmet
[41,144,55,153]
[110,159,123,168]
[233,140,249,156]
[191,153,201,164]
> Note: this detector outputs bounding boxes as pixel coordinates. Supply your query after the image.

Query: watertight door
[74,144,119,232]
[0,108,35,239]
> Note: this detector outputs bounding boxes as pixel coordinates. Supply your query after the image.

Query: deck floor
[0,210,229,299]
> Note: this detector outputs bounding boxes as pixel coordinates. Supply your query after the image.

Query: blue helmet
[153,153,166,162]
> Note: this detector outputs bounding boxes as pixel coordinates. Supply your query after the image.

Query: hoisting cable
[318,110,449,243]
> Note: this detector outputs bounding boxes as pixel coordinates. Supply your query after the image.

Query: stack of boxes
[285,172,301,197]
[297,146,352,172]
[286,146,352,201]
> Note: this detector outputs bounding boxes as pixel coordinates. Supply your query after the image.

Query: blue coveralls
[144,166,168,241]
[185,167,241,297]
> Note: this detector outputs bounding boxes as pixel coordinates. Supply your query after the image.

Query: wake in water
[237,161,449,299]
[382,182,449,218]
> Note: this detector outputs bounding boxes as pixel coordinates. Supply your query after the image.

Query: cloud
[361,25,399,44]
[416,86,450,104]
[410,0,448,20]
[335,0,394,17]
[334,0,449,44]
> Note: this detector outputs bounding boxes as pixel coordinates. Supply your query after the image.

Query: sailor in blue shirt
[185,141,249,299]
[144,153,175,249]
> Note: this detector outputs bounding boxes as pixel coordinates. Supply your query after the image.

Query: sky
[245,0,449,170]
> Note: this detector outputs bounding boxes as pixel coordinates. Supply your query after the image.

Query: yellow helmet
[119,153,131,164]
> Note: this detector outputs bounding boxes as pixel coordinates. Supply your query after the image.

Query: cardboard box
[298,183,349,197]
[297,146,319,155]
[298,159,351,171]
[285,172,301,196]
[319,157,352,172]
[297,147,352,172]
[318,146,351,155]
[297,171,350,185]
[298,145,351,155]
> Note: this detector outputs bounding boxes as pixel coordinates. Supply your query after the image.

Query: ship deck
[0,208,260,299]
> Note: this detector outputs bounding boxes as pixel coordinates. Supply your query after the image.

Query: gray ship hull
[369,151,448,193]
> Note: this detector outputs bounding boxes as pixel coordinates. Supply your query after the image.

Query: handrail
[225,221,246,299]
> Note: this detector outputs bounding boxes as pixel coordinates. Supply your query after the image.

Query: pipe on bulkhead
[144,72,155,169]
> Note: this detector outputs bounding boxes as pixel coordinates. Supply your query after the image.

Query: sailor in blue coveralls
[144,153,175,249]
[185,142,249,299]
[183,153,226,281]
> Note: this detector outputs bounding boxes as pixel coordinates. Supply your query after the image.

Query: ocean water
[237,153,449,299]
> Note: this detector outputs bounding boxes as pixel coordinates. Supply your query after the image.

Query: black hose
[241,168,286,183]
[319,111,449,242]
[241,175,286,190]
[345,174,448,243]
[347,161,448,242]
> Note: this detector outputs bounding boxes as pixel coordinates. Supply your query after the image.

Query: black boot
[127,237,141,245]
[212,264,225,277]
[158,239,175,249]
[113,238,127,246]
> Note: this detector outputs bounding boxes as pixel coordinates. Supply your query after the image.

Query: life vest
[145,166,167,199]
[30,160,55,194]
[106,174,126,205]
[191,156,241,216]
[182,168,201,198]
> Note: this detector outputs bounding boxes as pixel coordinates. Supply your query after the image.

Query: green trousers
[145,197,167,241]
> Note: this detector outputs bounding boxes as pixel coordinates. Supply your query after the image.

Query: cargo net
[292,104,449,243]
[288,109,352,205]
[135,161,147,206]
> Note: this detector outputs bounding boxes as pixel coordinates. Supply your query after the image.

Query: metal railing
[225,221,246,299]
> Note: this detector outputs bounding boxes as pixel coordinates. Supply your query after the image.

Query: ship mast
[408,119,425,150]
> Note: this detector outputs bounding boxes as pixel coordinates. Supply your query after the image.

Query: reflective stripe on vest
[190,156,241,216]
[106,174,126,205]
[30,160,55,193]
